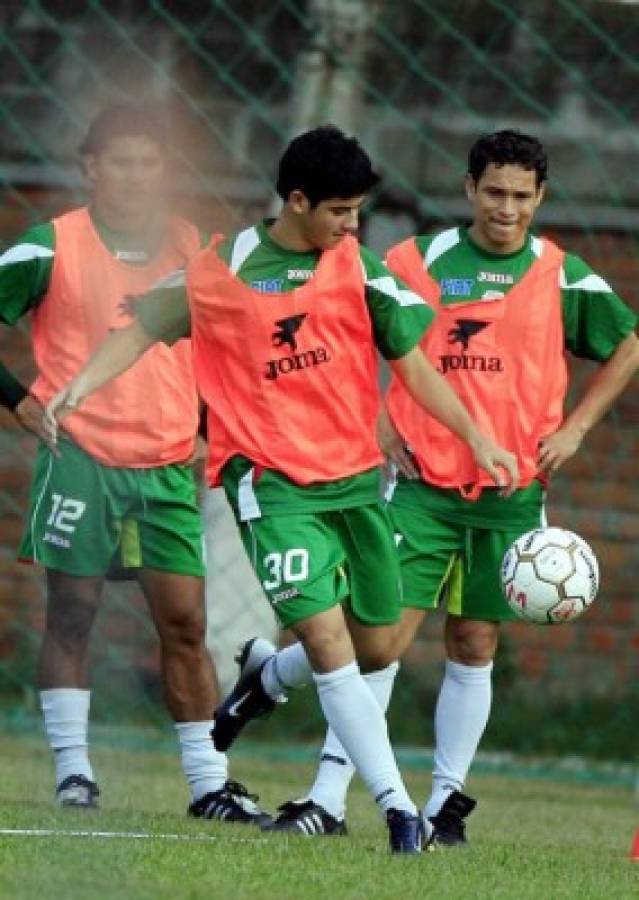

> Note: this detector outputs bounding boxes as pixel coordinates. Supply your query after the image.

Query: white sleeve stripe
[559,267,612,293]
[531,236,543,258]
[150,269,186,290]
[230,227,260,274]
[0,243,54,265]
[424,228,460,268]
[366,275,425,307]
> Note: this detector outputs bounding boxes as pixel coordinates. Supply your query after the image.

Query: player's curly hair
[79,103,168,157]
[468,129,548,187]
[276,125,380,207]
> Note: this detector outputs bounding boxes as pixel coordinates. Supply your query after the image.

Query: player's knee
[44,600,96,648]
[447,621,497,666]
[304,628,352,671]
[357,644,398,672]
[157,606,206,652]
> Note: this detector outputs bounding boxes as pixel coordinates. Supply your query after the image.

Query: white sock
[423,659,493,818]
[176,721,228,801]
[40,688,94,787]
[308,662,399,819]
[261,643,312,698]
[313,661,414,817]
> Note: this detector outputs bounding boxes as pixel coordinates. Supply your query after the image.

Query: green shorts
[389,486,545,622]
[239,504,402,629]
[19,439,205,578]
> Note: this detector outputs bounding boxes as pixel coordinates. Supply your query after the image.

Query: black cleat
[56,774,100,809]
[188,779,273,827]
[263,799,347,836]
[428,791,476,847]
[212,638,278,751]
[386,808,428,854]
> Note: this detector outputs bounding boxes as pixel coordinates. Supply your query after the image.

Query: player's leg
[135,464,271,825]
[214,510,426,852]
[302,606,424,826]
[20,439,118,808]
[299,499,453,827]
[212,506,406,731]
[38,570,103,808]
[292,603,425,850]
[424,525,531,845]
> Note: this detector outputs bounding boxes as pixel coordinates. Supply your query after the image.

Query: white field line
[0,828,267,843]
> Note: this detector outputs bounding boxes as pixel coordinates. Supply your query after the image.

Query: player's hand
[14,395,58,449]
[470,435,520,497]
[43,385,82,450]
[376,407,419,480]
[537,427,583,475]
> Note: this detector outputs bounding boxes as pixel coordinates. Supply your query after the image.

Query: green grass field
[0,731,636,900]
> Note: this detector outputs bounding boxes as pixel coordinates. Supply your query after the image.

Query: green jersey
[137,221,433,518]
[389,226,637,529]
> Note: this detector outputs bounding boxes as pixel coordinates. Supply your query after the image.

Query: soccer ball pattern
[500,527,599,625]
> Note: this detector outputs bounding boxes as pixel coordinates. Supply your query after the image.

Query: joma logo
[265,347,331,380]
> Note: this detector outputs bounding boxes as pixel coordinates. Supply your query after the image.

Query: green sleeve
[0,222,55,325]
[561,254,638,361]
[135,272,191,345]
[359,245,434,359]
[0,361,28,411]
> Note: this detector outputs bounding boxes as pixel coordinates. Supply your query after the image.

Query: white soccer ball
[500,527,599,625]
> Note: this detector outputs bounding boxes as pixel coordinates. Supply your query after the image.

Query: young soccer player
[247,129,639,842]
[0,104,270,824]
[44,125,518,852]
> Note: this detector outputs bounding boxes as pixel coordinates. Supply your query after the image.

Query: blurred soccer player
[262,129,639,844]
[0,104,270,824]
[44,125,518,853]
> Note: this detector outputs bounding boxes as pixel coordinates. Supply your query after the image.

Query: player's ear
[464,174,477,202]
[535,182,546,207]
[82,153,98,185]
[289,190,311,215]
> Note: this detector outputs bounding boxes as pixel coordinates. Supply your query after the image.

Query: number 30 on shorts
[262,549,309,591]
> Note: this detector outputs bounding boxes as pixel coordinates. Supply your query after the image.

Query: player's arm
[360,245,519,493]
[0,223,55,442]
[538,255,639,474]
[44,278,191,443]
[539,331,639,474]
[376,404,420,479]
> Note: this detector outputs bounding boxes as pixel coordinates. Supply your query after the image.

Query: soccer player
[44,125,518,853]
[0,104,270,824]
[248,129,639,843]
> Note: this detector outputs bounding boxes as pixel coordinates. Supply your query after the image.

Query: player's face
[293,194,366,250]
[84,135,167,231]
[466,164,544,254]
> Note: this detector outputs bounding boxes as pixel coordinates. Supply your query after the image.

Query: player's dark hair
[79,103,168,156]
[276,125,380,207]
[468,129,548,187]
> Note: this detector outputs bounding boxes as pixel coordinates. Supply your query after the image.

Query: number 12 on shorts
[262,549,309,591]
[46,493,87,533]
